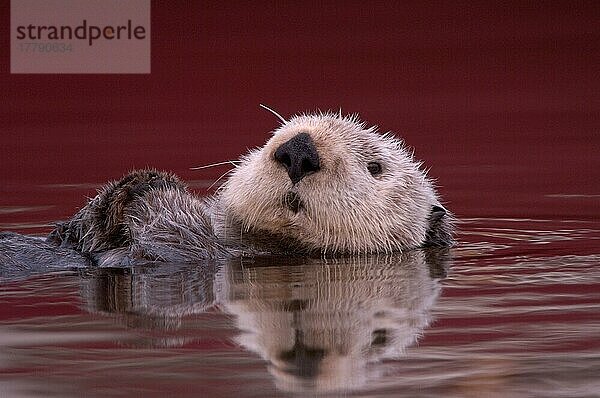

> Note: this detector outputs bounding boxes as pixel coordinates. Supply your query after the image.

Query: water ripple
[0,219,598,396]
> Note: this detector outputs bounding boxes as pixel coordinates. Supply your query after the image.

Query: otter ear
[423,204,453,247]
[430,205,446,222]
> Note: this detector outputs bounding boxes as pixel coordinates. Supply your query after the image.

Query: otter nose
[274,132,320,184]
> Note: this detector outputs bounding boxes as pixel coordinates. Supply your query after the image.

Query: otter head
[218,112,452,254]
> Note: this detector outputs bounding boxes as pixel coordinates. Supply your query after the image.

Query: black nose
[274,132,320,184]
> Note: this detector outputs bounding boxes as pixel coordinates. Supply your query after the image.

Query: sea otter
[0,111,453,267]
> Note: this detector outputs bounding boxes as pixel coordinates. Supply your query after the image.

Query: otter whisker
[259,104,287,124]
[190,160,240,170]
[207,168,236,191]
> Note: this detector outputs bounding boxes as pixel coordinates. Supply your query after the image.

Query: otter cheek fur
[218,113,452,255]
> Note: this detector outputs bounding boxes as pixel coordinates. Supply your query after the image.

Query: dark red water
[1,2,599,397]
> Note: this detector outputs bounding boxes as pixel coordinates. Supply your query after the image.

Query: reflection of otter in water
[80,262,221,333]
[220,251,448,393]
[81,250,449,393]
[1,112,452,267]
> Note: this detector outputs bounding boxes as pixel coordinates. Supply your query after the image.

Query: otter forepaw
[48,170,186,254]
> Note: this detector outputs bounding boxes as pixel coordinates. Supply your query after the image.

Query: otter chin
[1,110,454,266]
[216,112,453,255]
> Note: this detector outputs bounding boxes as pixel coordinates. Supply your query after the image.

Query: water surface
[1,212,598,397]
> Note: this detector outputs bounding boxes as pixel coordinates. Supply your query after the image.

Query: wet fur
[218,112,454,254]
[1,112,453,266]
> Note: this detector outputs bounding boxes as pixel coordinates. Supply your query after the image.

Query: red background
[1,1,599,227]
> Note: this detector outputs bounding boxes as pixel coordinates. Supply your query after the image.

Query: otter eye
[367,162,382,176]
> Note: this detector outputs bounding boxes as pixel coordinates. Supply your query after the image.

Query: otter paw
[48,170,186,253]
